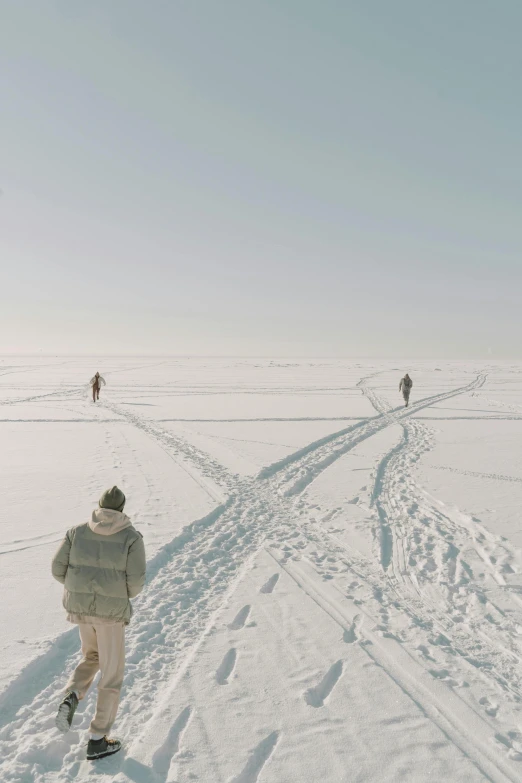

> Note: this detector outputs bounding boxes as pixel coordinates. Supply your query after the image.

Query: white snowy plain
[1,357,522,783]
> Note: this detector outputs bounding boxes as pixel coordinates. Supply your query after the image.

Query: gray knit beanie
[99,486,126,512]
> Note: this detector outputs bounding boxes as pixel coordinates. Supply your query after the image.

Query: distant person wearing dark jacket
[399,373,413,407]
[90,372,106,403]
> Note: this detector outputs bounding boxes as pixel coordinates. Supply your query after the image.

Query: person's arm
[52,531,72,584]
[399,380,403,391]
[100,376,106,386]
[126,534,146,598]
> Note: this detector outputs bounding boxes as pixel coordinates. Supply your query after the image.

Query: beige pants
[67,623,125,735]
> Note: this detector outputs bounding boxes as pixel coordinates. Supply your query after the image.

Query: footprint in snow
[428,669,466,688]
[230,731,280,783]
[260,574,279,594]
[216,648,237,685]
[416,645,436,662]
[151,706,192,777]
[305,660,344,708]
[479,696,499,717]
[228,605,251,631]
[495,731,522,761]
[343,614,362,644]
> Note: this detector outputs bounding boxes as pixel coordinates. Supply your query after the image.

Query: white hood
[89,508,132,536]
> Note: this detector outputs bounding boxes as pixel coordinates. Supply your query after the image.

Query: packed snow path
[1,360,522,781]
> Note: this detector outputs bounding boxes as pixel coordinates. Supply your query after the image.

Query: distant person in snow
[90,372,106,403]
[399,373,413,407]
[52,486,146,760]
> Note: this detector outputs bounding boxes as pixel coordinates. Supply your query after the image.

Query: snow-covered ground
[1,356,522,782]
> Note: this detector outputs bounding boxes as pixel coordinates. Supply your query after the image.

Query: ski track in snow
[0,385,88,408]
[0,531,65,556]
[2,370,522,781]
[432,465,522,484]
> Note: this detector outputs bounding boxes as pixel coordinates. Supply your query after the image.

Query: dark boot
[86,736,122,761]
[56,690,79,733]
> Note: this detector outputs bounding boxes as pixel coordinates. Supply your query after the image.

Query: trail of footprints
[361,384,522,744]
[149,374,517,778]
[155,568,354,781]
[147,566,356,780]
[3,374,513,780]
[130,376,506,776]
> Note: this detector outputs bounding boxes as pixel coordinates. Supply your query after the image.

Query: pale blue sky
[1,1,521,356]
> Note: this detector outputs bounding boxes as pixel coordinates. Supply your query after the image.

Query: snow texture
[1,357,522,782]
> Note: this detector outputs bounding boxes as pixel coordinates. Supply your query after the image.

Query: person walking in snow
[399,373,413,407]
[52,486,146,760]
[90,372,106,403]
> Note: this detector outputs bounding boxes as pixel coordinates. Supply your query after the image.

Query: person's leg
[67,624,100,700]
[89,624,126,736]
[93,385,96,402]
